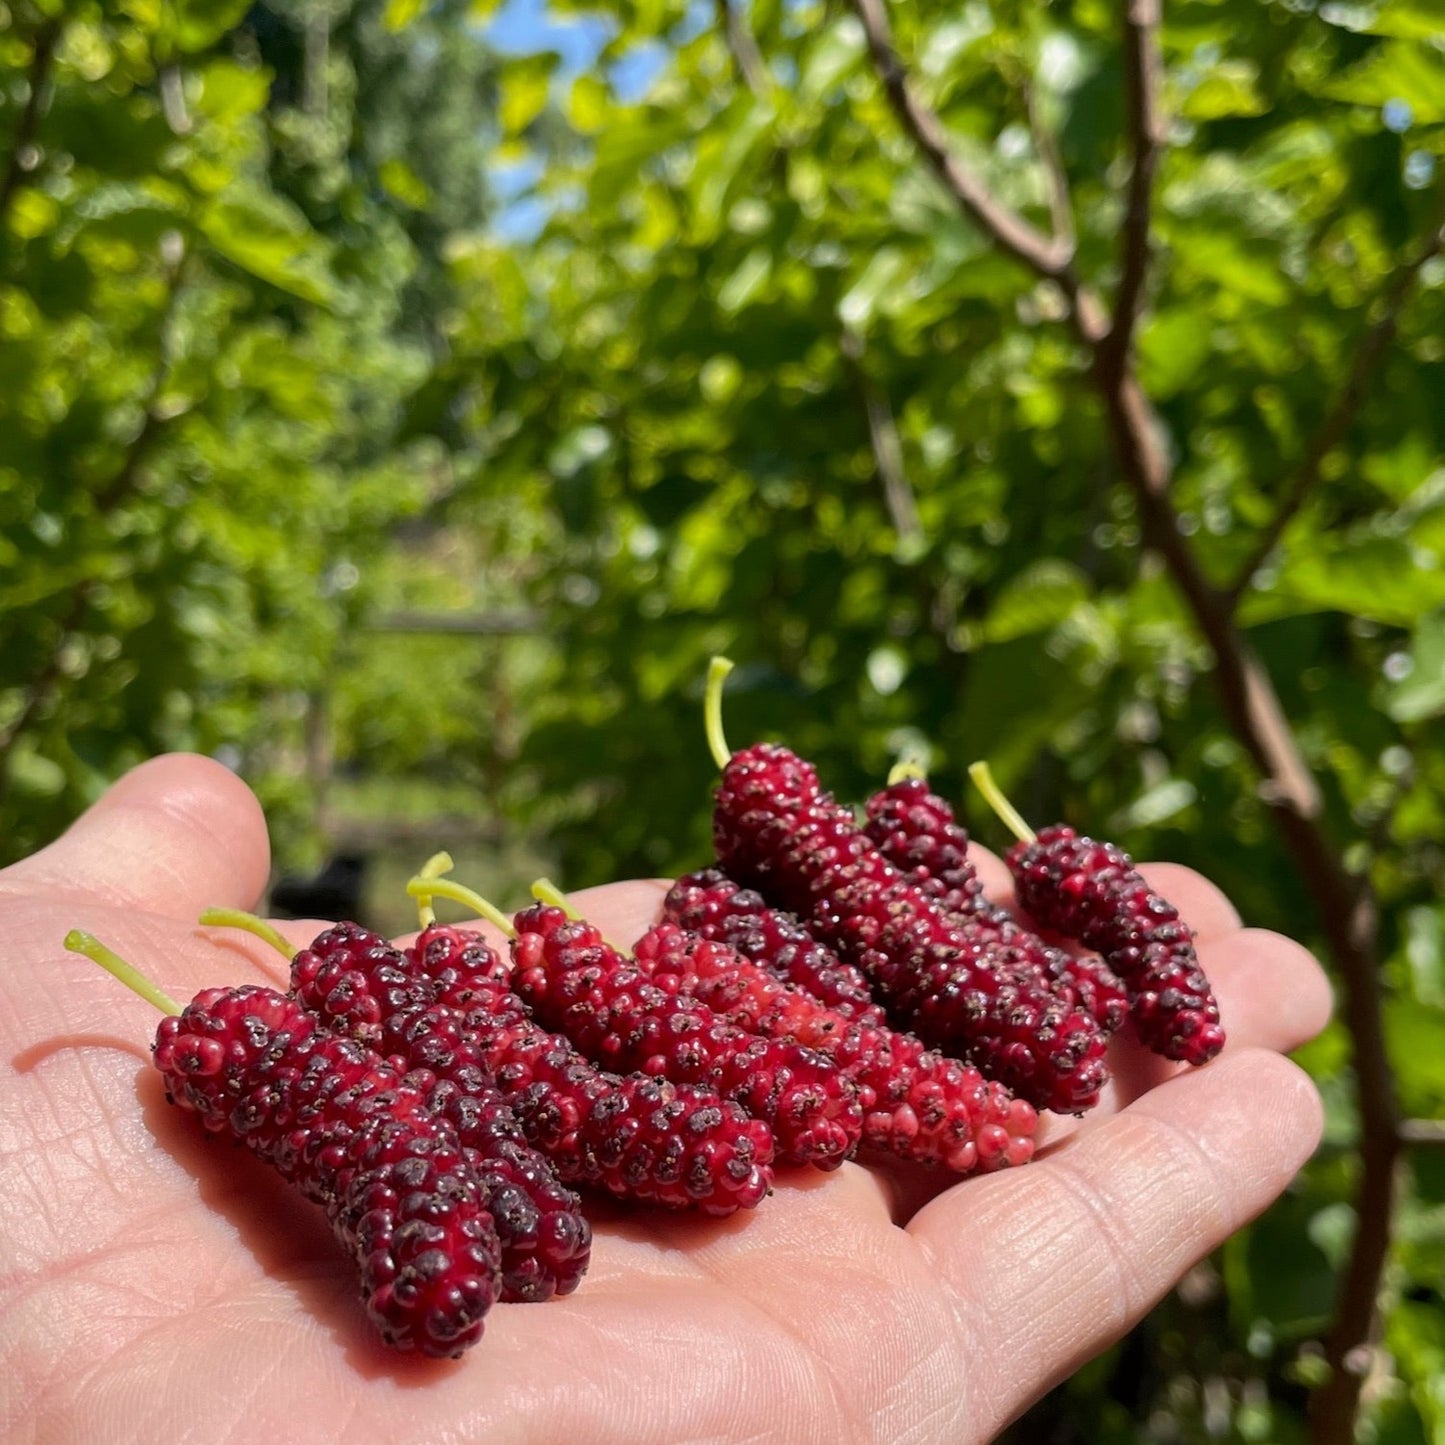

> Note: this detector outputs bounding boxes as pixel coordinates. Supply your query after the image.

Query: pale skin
[0,756,1330,1444]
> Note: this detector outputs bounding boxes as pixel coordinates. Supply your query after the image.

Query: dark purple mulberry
[290,922,591,1300]
[663,869,885,1025]
[863,780,1129,1035]
[714,743,1110,1114]
[153,985,501,1357]
[1008,825,1225,1065]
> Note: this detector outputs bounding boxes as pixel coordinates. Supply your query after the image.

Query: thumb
[2,753,271,920]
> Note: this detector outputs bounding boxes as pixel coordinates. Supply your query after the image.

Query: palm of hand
[0,758,1328,1444]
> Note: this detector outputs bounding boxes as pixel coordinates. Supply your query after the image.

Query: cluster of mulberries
[87,657,1222,1363]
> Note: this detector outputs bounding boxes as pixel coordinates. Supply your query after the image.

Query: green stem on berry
[414,851,456,929]
[887,758,928,786]
[197,907,298,961]
[529,879,579,918]
[705,655,736,770]
[63,929,182,1016]
[405,875,517,939]
[967,761,1038,845]
[530,878,630,953]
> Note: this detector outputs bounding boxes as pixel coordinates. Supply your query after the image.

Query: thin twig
[0,18,62,229]
[1102,0,1164,372]
[840,329,923,548]
[1022,80,1074,252]
[1225,186,1445,608]
[1399,1119,1445,1146]
[846,0,1073,281]
[716,0,769,97]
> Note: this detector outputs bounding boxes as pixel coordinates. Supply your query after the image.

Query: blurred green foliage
[4,0,1445,1438]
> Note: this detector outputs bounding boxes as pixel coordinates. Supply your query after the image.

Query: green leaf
[1319,40,1445,124]
[1402,906,1445,1009]
[197,196,338,307]
[194,61,271,125]
[1138,309,1213,399]
[716,247,772,314]
[799,16,865,100]
[978,560,1091,644]
[168,0,252,52]
[1179,61,1268,121]
[838,248,908,331]
[1242,537,1445,628]
[568,74,609,134]
[384,0,427,30]
[1106,778,1198,832]
[6,190,59,241]
[378,158,433,210]
[1382,611,1445,723]
[501,53,559,136]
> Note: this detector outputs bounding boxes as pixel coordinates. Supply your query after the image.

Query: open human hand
[0,756,1328,1443]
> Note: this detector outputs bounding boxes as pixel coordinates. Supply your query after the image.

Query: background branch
[846,0,1073,282]
[1104,0,1165,370]
[1399,1119,1445,1146]
[840,329,923,549]
[0,18,62,230]
[849,9,1399,1441]
[1022,80,1074,252]
[717,0,769,97]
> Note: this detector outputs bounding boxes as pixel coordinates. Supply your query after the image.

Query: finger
[1138,862,1243,940]
[1,754,270,920]
[555,880,673,948]
[909,1048,1322,1438]
[1033,924,1331,1150]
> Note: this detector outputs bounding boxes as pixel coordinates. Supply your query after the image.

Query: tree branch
[1022,80,1074,253]
[717,0,769,98]
[846,12,1399,1442]
[840,329,923,549]
[847,0,1073,281]
[0,18,62,230]
[1102,0,1164,372]
[1399,1119,1445,1146]
[1225,187,1445,608]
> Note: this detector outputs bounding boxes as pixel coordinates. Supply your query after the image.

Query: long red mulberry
[1008,824,1224,1063]
[275,919,591,1302]
[509,902,863,1169]
[632,921,1035,1172]
[702,663,1109,1114]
